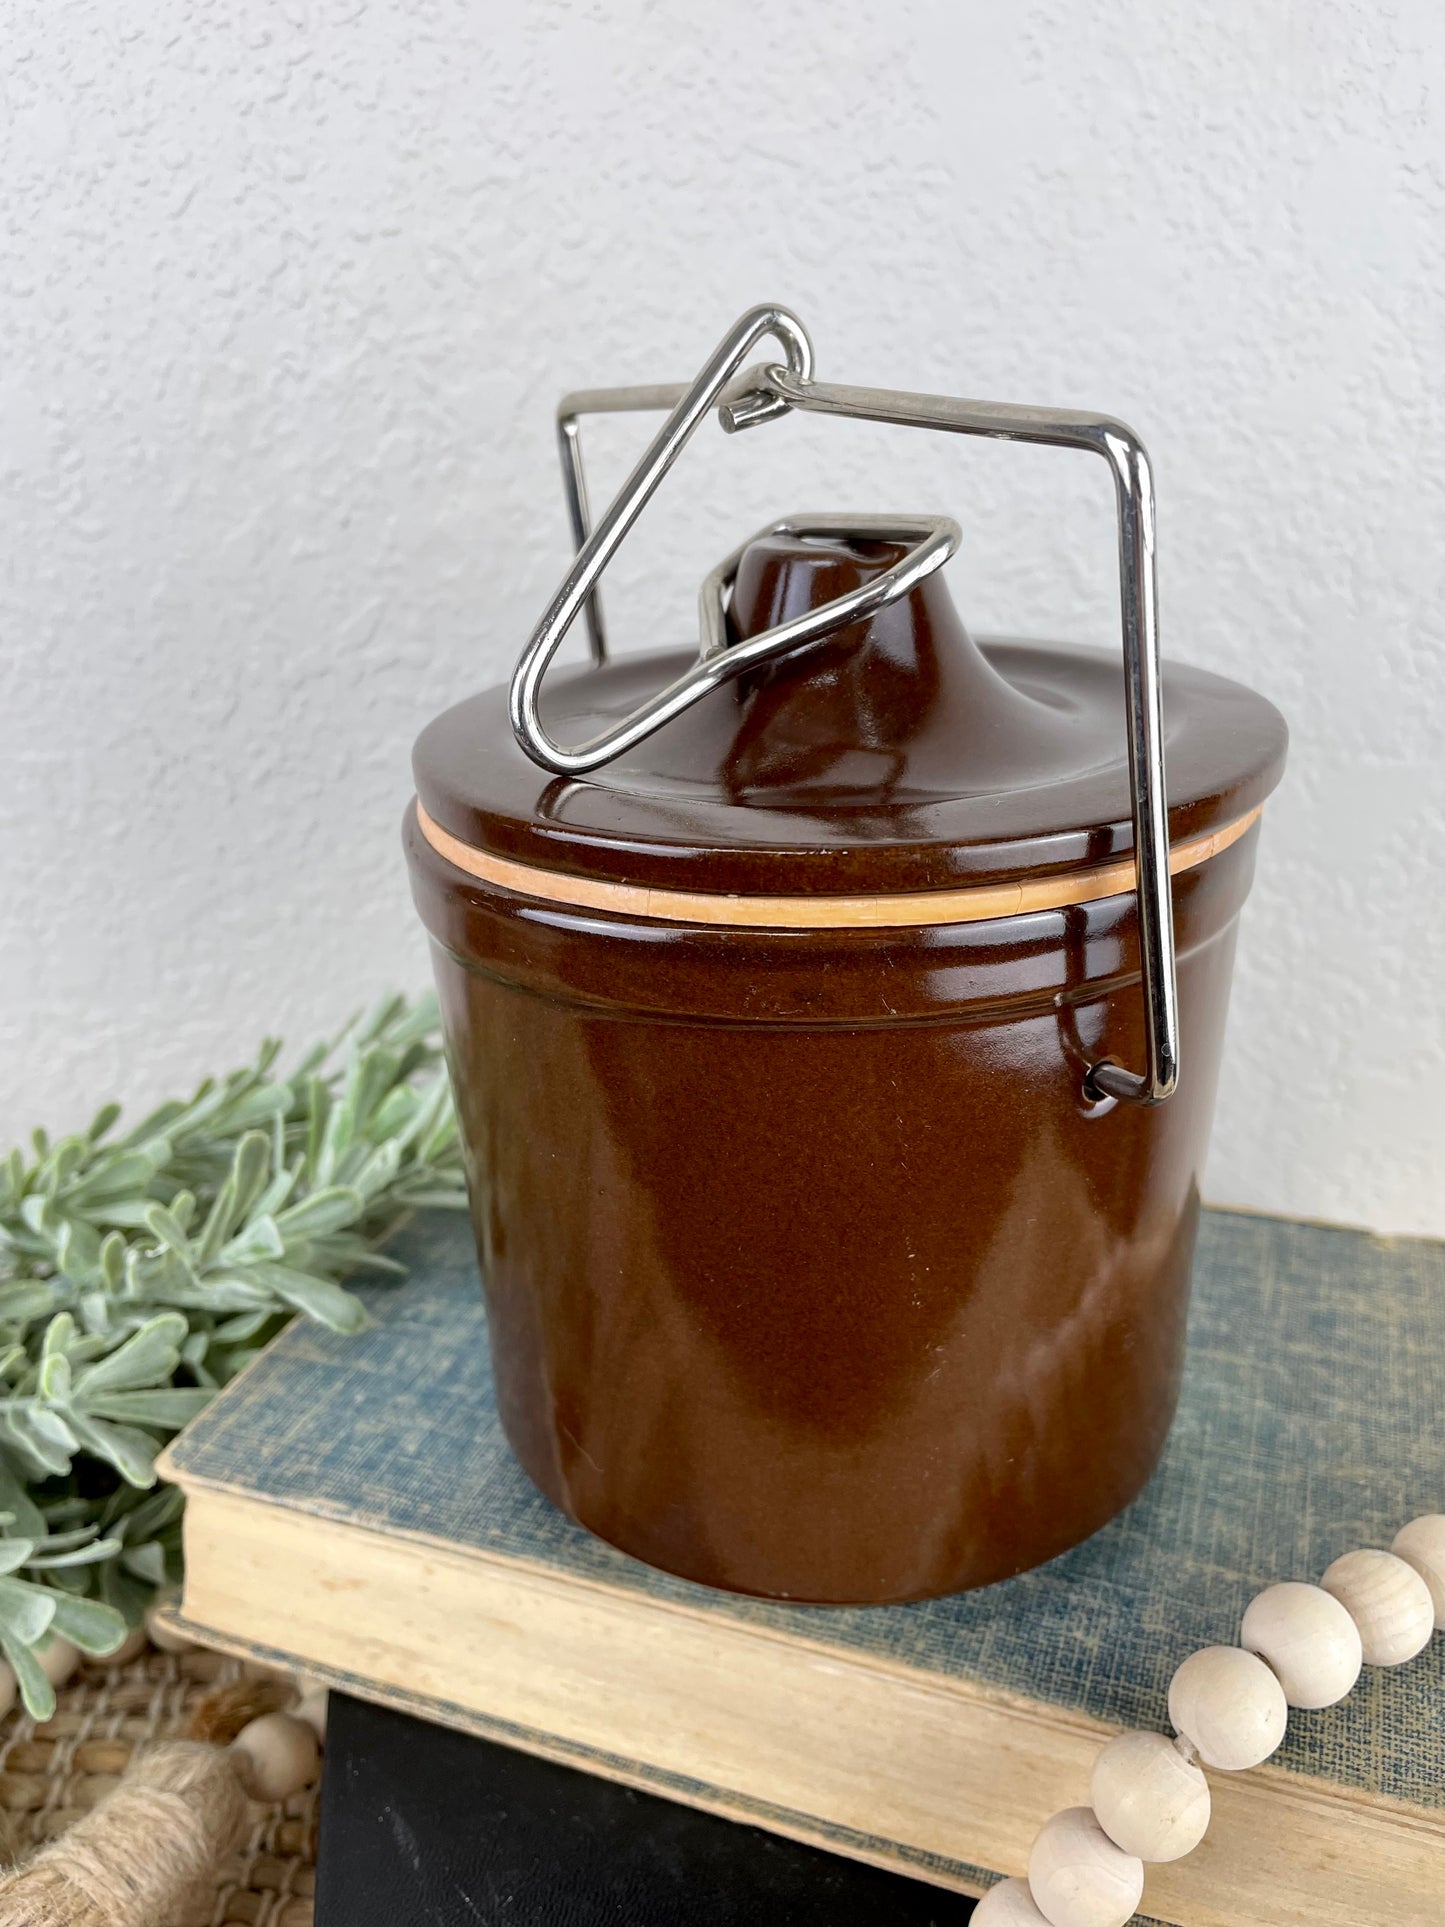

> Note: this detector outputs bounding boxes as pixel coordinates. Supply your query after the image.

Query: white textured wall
[2,2,1441,1234]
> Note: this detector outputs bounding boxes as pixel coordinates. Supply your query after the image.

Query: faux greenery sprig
[0,993,466,1718]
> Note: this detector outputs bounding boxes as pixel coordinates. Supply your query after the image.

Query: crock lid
[413,529,1287,899]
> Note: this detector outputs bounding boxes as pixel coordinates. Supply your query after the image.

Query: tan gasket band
[416,802,1262,931]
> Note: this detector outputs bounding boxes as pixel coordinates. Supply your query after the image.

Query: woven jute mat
[0,1645,318,1927]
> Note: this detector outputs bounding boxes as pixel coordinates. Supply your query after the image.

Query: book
[161,1208,1445,1927]
[316,1689,979,1925]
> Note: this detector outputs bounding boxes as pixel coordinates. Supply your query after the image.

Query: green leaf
[0,1574,59,1646]
[73,1313,187,1395]
[85,1389,212,1428]
[0,1454,45,1537]
[273,1186,364,1240]
[118,1096,187,1145]
[346,1141,401,1203]
[99,1230,127,1292]
[222,1087,293,1134]
[107,1482,183,1543]
[313,1092,350,1187]
[218,1214,286,1264]
[47,1590,128,1654]
[174,1273,276,1313]
[0,1539,36,1576]
[55,1217,103,1283]
[42,1563,89,1597]
[194,1131,272,1264]
[388,1187,465,1210]
[38,1313,76,1399]
[304,1078,330,1179]
[354,991,407,1049]
[66,1414,161,1488]
[97,1556,153,1630]
[69,1148,165,1204]
[2,1630,55,1721]
[89,1198,168,1230]
[330,1244,407,1275]
[18,1194,54,1239]
[22,1535,122,1571]
[121,1245,193,1304]
[4,1405,78,1478]
[120,1540,169,1586]
[142,1201,195,1259]
[252,1159,299,1221]
[0,1146,25,1210]
[0,1282,60,1324]
[249,1263,368,1333]
[211,1310,273,1343]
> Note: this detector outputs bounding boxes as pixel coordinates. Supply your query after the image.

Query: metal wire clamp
[511,304,1177,1107]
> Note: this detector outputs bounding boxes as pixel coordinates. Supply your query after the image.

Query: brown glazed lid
[413,530,1287,900]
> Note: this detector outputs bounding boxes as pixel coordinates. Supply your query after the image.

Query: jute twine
[0,1648,318,1927]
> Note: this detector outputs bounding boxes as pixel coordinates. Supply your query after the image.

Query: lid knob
[693,525,1083,801]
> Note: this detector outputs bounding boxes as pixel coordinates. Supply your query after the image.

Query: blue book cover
[165,1208,1445,1925]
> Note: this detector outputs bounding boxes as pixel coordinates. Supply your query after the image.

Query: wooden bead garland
[974,1514,1443,1923]
[1320,1548,1434,1665]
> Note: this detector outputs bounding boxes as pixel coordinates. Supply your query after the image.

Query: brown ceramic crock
[405,312,1287,1604]
[406,534,1285,1605]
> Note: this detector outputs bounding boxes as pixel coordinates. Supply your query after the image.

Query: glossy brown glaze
[408,810,1254,1601]
[406,530,1287,1602]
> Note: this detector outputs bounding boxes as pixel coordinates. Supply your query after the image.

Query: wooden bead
[1240,1581,1363,1708]
[1090,1729,1210,1862]
[1027,1806,1144,1927]
[1168,1646,1287,1770]
[145,1600,195,1653]
[973,1876,1051,1924]
[1392,1516,1445,1629]
[229,1711,321,1802]
[91,1626,149,1668]
[0,1663,14,1720]
[37,1637,80,1688]
[1320,1549,1434,1665]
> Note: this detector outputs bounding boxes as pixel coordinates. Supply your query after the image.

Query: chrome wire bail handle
[514,305,1179,1108]
[509,305,813,774]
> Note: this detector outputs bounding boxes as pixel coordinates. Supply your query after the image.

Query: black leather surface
[316,1693,978,1925]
